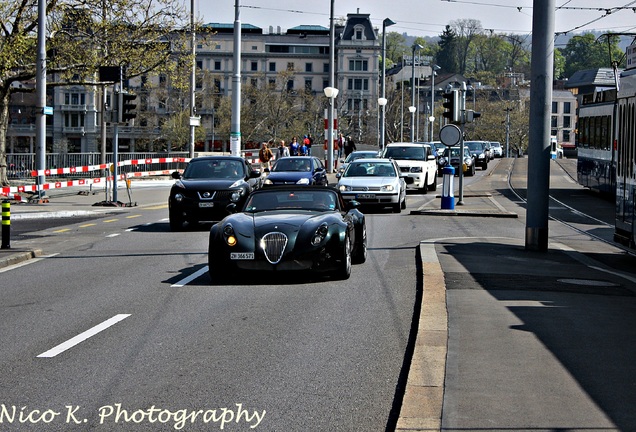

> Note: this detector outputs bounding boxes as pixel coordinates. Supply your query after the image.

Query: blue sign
[43,106,53,115]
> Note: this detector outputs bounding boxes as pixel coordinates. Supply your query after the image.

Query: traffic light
[442,89,460,124]
[465,110,481,123]
[118,91,137,124]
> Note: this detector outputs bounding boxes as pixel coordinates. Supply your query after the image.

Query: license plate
[199,202,214,208]
[230,252,254,260]
[357,193,375,199]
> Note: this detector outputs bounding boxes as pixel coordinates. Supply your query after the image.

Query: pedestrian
[299,139,307,156]
[258,141,274,171]
[306,134,314,156]
[278,140,290,158]
[303,135,311,156]
[344,135,357,157]
[290,137,299,156]
[337,133,345,159]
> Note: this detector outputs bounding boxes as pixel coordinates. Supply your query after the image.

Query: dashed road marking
[171,266,209,288]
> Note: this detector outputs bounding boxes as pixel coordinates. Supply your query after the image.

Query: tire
[427,175,437,191]
[169,209,185,231]
[393,203,402,213]
[352,225,367,264]
[208,255,232,285]
[467,163,475,176]
[334,233,352,280]
[420,175,429,194]
[482,161,488,170]
[401,196,407,209]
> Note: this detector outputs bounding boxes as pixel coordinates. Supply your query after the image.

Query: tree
[560,33,623,79]
[0,0,189,186]
[385,32,407,66]
[450,19,482,75]
[436,25,458,73]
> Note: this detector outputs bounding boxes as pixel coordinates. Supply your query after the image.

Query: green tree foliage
[436,25,458,73]
[0,0,189,186]
[385,32,407,66]
[560,33,623,79]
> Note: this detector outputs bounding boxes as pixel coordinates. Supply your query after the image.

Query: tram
[576,92,616,196]
[615,68,636,247]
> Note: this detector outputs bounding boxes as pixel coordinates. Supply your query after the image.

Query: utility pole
[505,107,512,158]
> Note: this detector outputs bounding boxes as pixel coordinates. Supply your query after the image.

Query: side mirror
[335,173,341,179]
[347,200,361,210]
[171,171,181,179]
[250,170,261,178]
[226,203,238,214]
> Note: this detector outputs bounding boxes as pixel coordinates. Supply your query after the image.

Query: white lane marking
[0,253,59,273]
[171,266,209,287]
[106,233,120,238]
[37,314,131,358]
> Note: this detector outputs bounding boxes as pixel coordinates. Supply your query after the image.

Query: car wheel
[401,196,407,209]
[208,255,231,285]
[169,209,185,231]
[427,175,437,191]
[420,175,428,194]
[334,233,352,280]
[482,161,488,170]
[468,163,475,176]
[352,225,367,264]
[393,202,402,213]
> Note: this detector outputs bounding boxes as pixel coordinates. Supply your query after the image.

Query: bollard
[441,166,455,210]
[1,200,10,249]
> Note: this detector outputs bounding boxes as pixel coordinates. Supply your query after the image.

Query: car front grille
[261,232,288,264]
[350,186,382,192]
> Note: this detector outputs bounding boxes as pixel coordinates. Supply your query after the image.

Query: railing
[6,152,190,180]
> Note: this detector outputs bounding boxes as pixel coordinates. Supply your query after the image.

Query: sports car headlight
[439,157,447,166]
[338,185,353,192]
[264,178,273,185]
[410,166,423,173]
[381,184,395,192]
[297,178,310,185]
[229,180,243,188]
[222,224,237,246]
[311,224,329,246]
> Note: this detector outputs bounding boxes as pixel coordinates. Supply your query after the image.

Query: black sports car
[168,156,263,231]
[208,186,366,283]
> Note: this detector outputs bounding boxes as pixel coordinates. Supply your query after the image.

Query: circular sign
[439,124,462,147]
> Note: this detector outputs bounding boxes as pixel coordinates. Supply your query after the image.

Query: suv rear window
[385,146,425,160]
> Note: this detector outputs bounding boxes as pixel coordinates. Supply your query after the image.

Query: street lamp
[408,105,416,141]
[380,18,396,151]
[411,43,423,142]
[324,86,339,172]
[430,64,440,142]
[378,97,388,150]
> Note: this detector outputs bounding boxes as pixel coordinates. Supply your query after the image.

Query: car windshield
[273,158,312,172]
[384,146,425,160]
[183,160,244,179]
[444,148,462,158]
[345,152,378,163]
[465,142,482,152]
[344,162,396,177]
[244,190,337,212]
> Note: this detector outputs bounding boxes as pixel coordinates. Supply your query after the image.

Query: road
[2,157,634,431]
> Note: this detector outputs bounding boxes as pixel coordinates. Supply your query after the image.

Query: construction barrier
[1,200,9,249]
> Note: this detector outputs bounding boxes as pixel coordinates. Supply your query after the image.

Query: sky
[194,1,636,39]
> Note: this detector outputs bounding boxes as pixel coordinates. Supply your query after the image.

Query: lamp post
[408,105,416,141]
[380,18,395,150]
[324,87,339,172]
[430,64,440,142]
[410,43,423,142]
[378,97,387,150]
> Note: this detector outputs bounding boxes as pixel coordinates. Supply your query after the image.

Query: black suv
[464,141,489,170]
[168,156,262,230]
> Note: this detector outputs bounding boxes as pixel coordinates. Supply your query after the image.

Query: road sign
[43,106,53,116]
[439,124,461,147]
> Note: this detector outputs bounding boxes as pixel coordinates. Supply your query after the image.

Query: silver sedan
[336,158,407,213]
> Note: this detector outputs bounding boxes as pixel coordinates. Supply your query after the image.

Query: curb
[0,249,42,270]
[396,241,447,430]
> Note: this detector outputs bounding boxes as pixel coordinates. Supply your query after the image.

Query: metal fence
[6,152,190,180]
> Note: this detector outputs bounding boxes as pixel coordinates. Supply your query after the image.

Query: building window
[251,78,258,87]
[347,78,369,91]
[251,61,258,71]
[287,79,294,91]
[563,115,571,128]
[354,25,365,40]
[551,116,558,128]
[305,79,312,91]
[252,45,258,50]
[269,78,276,88]
[214,61,221,71]
[287,62,295,71]
[349,60,368,71]
[196,60,203,70]
[305,63,313,73]
[564,102,571,114]
[323,79,329,89]
[551,101,558,113]
[269,62,276,72]
[563,130,571,142]
[323,63,329,73]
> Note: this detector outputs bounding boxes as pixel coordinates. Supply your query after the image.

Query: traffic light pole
[458,83,466,205]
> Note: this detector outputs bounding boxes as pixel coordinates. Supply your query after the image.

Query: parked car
[207,186,366,283]
[464,141,489,170]
[336,158,407,213]
[264,156,328,186]
[438,147,475,176]
[338,150,380,175]
[168,156,263,231]
[489,141,503,158]
[381,142,437,193]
